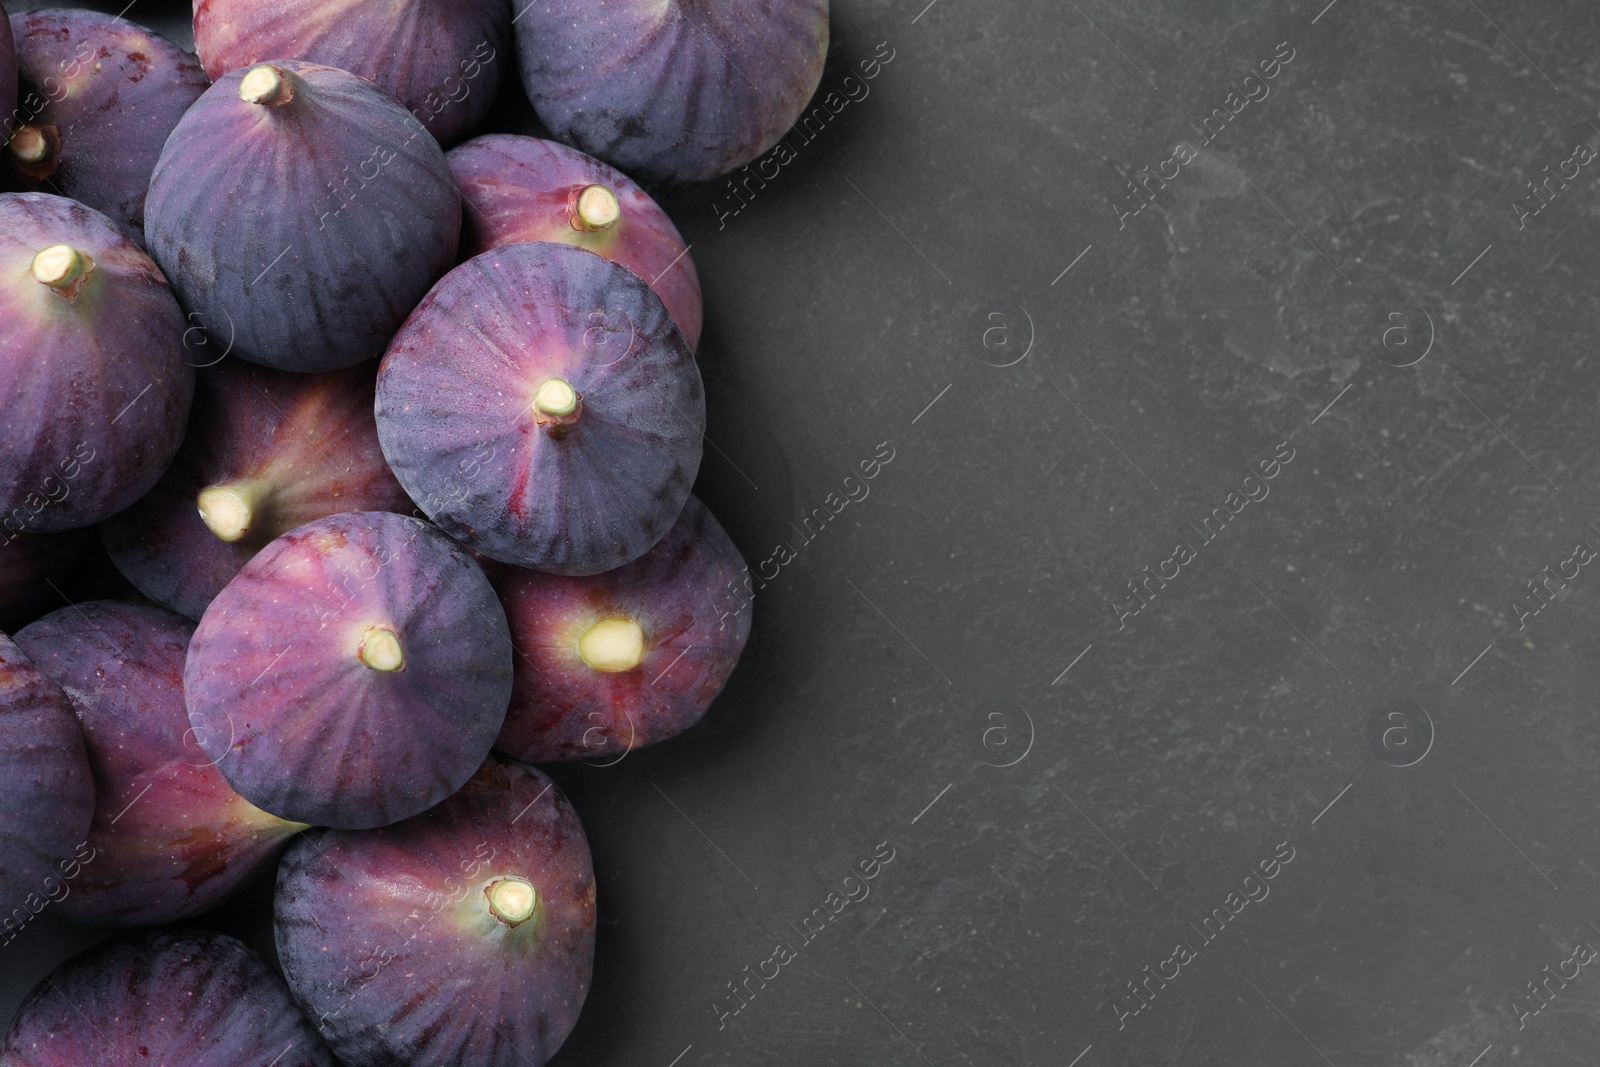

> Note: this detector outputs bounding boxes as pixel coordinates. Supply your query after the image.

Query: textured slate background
[9,1,1600,1064]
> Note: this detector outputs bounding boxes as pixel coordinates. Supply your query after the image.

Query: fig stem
[9,126,50,166]
[30,245,94,294]
[239,65,293,106]
[578,618,645,673]
[533,378,579,418]
[196,482,268,543]
[359,626,405,672]
[573,185,621,231]
[486,878,538,926]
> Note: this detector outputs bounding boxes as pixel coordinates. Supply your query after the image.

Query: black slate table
[8,1,1600,1064]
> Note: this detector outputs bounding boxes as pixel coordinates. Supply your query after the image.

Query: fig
[102,360,414,620]
[6,10,208,246]
[0,8,14,141]
[491,495,750,762]
[514,0,829,183]
[185,511,514,830]
[0,527,89,631]
[0,193,194,534]
[2,929,336,1066]
[450,134,703,348]
[0,632,93,933]
[376,241,705,574]
[13,601,302,927]
[193,0,511,147]
[275,758,595,1067]
[144,59,461,374]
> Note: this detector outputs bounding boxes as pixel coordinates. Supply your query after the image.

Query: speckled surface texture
[8,0,1600,1064]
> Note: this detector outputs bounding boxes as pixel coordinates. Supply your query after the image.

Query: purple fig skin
[194,0,511,147]
[185,511,514,830]
[144,60,462,374]
[275,758,595,1067]
[12,601,303,928]
[1,930,337,1067]
[6,10,209,247]
[0,527,90,631]
[102,361,415,621]
[376,242,705,575]
[515,0,829,183]
[450,134,704,349]
[0,632,94,931]
[490,495,750,762]
[0,9,15,142]
[0,193,194,534]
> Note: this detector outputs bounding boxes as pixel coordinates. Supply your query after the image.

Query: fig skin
[144,59,461,374]
[276,758,595,1067]
[12,601,302,928]
[102,360,414,621]
[0,632,94,930]
[0,193,195,534]
[0,527,90,631]
[185,511,514,830]
[450,134,704,348]
[515,0,829,183]
[1,929,336,1067]
[491,495,750,762]
[376,242,705,575]
[0,9,15,140]
[193,0,511,147]
[6,10,209,246]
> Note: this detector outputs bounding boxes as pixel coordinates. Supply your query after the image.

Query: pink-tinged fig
[0,632,93,932]
[449,134,703,348]
[6,10,209,246]
[13,601,302,928]
[102,361,414,621]
[2,930,336,1066]
[0,193,194,534]
[515,0,829,183]
[490,495,750,762]
[185,511,514,830]
[0,527,89,631]
[193,0,511,146]
[0,7,14,142]
[276,758,595,1067]
[145,60,461,373]
[376,241,705,575]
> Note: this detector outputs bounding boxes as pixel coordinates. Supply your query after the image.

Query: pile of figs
[0,1,826,1062]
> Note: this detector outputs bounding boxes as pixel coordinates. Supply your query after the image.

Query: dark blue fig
[102,360,414,620]
[515,0,829,183]
[375,241,705,574]
[0,527,89,631]
[489,495,751,762]
[2,929,336,1066]
[6,10,208,246]
[145,60,461,373]
[0,631,93,939]
[0,193,194,535]
[184,511,514,830]
[13,601,303,927]
[449,133,703,347]
[194,0,511,146]
[276,758,594,1067]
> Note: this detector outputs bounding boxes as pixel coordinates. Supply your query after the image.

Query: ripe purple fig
[450,134,703,348]
[276,758,595,1067]
[0,527,90,631]
[5,10,208,246]
[0,8,15,140]
[13,601,302,927]
[515,0,829,183]
[0,193,194,534]
[2,930,336,1066]
[376,241,705,575]
[194,0,511,146]
[490,496,750,762]
[185,511,514,829]
[102,361,414,620]
[0,632,94,932]
[145,60,461,373]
